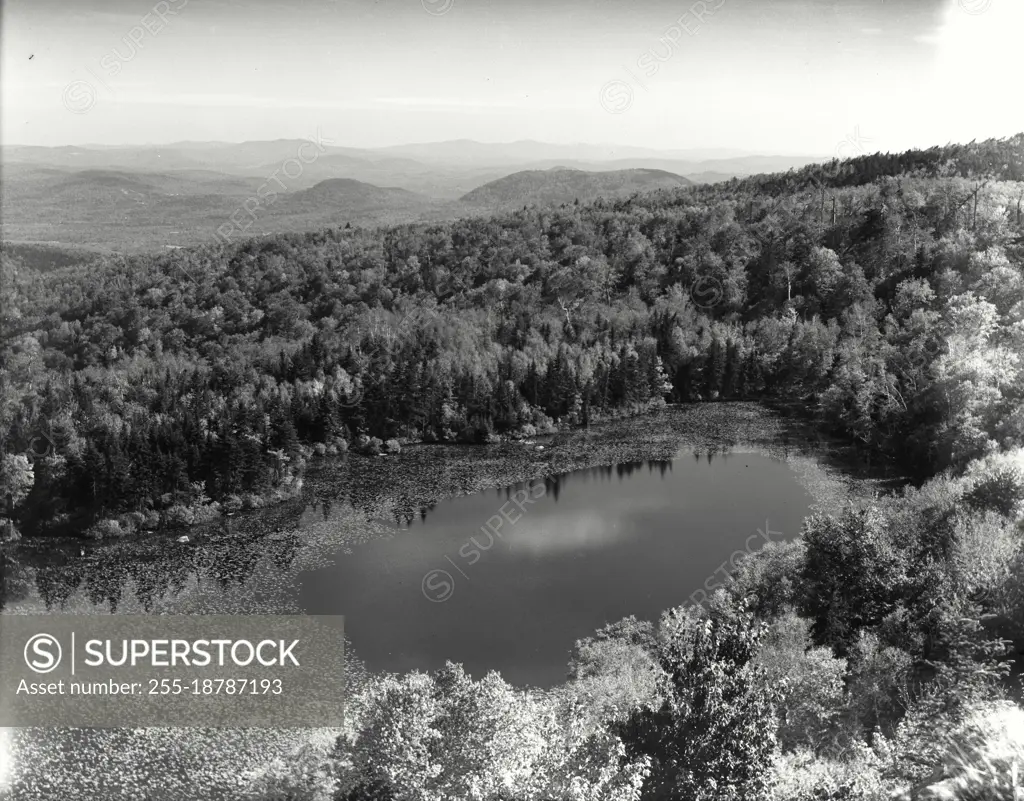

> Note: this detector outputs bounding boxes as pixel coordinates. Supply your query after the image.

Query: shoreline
[4,399,904,549]
[1,402,903,619]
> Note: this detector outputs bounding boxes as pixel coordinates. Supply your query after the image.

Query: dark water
[299,450,813,687]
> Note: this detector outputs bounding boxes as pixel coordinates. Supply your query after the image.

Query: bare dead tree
[949,180,989,230]
[557,295,583,333]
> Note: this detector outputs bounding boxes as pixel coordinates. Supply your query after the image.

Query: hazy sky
[2,0,1021,153]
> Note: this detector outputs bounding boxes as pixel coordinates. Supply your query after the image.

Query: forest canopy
[1,134,1023,539]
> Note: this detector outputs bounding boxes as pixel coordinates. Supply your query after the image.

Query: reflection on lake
[2,448,814,686]
[298,450,812,687]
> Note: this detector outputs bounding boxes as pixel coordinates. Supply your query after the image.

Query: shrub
[0,518,21,541]
[754,611,848,751]
[244,730,341,801]
[191,502,221,525]
[0,454,34,507]
[241,493,264,510]
[84,518,125,539]
[798,507,912,654]
[164,505,195,527]
[845,631,914,737]
[566,616,663,728]
[124,511,147,532]
[891,700,1024,800]
[769,745,891,801]
[354,435,382,456]
[962,453,1024,520]
[727,539,807,621]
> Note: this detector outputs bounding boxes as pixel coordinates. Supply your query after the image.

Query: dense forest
[2,135,1023,537]
[3,135,1024,799]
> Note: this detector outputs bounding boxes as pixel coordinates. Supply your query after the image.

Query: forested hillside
[459,167,693,209]
[3,136,1024,800]
[2,134,1023,539]
[737,135,1024,193]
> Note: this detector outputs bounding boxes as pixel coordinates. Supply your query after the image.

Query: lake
[1,405,874,689]
[299,449,812,686]
[1,404,891,797]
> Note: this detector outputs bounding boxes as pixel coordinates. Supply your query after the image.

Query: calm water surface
[299,449,812,687]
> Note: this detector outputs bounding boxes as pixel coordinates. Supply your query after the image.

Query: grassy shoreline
[2,403,900,616]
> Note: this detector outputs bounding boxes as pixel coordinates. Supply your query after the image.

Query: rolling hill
[0,140,828,254]
[0,170,444,252]
[282,178,435,212]
[459,167,694,209]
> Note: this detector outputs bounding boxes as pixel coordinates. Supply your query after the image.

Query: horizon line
[0,137,833,160]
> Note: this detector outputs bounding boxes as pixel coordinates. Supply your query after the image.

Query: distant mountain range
[0,139,825,253]
[372,139,785,165]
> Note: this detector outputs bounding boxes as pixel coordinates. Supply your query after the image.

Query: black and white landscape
[1,0,1024,799]
[0,140,825,254]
